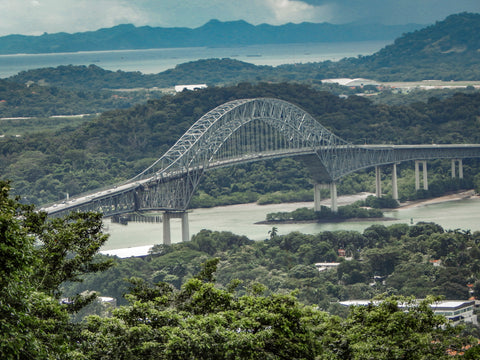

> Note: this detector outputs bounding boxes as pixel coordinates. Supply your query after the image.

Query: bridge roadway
[42,143,480,216]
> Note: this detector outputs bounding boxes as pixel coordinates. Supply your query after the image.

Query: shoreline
[256,217,395,225]
[396,190,476,209]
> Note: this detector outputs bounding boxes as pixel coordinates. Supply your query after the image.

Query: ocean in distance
[0,40,390,78]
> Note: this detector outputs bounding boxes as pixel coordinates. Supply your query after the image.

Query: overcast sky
[1,0,480,36]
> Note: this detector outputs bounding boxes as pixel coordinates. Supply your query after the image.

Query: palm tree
[268,226,278,240]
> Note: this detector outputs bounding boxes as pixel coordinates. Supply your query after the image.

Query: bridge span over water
[42,98,480,243]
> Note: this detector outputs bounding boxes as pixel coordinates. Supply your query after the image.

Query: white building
[174,84,208,92]
[321,78,380,87]
[339,299,477,326]
[315,262,340,272]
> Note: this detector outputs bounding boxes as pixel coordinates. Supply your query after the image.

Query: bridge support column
[422,161,428,190]
[314,183,329,212]
[392,163,398,201]
[162,212,171,246]
[181,212,190,243]
[415,160,428,191]
[314,183,322,212]
[375,166,382,197]
[330,182,338,213]
[162,211,190,245]
[452,159,463,179]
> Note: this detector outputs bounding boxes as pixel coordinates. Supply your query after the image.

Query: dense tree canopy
[0,180,112,358]
[2,182,480,358]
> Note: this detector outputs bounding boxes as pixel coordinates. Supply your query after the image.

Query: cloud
[297,0,480,24]
[262,0,333,24]
[137,0,332,27]
[0,0,146,35]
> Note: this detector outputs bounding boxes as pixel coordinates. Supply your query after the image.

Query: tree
[0,180,113,358]
[0,180,74,358]
[78,258,479,360]
[32,211,113,298]
[326,296,473,359]
[268,226,278,240]
[80,258,329,359]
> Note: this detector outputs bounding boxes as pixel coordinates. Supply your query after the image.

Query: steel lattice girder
[44,98,480,217]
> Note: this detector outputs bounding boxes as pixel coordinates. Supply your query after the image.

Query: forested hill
[323,12,480,81]
[0,20,420,55]
[2,82,480,206]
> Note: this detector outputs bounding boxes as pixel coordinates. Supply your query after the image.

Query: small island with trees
[260,195,399,224]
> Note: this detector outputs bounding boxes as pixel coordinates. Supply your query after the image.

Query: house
[339,299,477,326]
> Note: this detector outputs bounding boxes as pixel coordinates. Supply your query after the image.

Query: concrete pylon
[330,182,338,213]
[415,160,428,190]
[375,166,382,197]
[392,163,398,201]
[452,159,464,179]
[162,211,190,245]
[162,212,171,245]
[314,183,322,212]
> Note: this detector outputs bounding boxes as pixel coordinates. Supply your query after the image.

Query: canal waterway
[101,193,480,257]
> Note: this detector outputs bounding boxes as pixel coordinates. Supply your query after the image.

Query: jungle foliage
[3,182,479,359]
[0,180,112,358]
[0,78,155,117]
[64,220,480,310]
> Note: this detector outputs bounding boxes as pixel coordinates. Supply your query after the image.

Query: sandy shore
[397,190,477,209]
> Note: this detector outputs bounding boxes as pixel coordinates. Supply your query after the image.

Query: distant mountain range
[0,19,422,55]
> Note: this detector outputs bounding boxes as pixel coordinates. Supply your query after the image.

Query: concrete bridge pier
[451,159,464,178]
[375,166,382,197]
[313,183,337,213]
[330,182,338,213]
[162,211,190,245]
[314,183,327,211]
[376,164,399,200]
[392,163,399,201]
[415,160,428,191]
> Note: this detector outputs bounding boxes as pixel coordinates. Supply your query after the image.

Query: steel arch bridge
[43,98,480,218]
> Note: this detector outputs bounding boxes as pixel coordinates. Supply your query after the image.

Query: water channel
[101,193,480,257]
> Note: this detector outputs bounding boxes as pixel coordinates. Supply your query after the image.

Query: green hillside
[2,82,480,207]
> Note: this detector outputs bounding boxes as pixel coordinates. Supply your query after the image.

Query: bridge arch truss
[44,98,480,217]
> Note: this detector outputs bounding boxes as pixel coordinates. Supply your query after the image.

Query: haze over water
[0,40,390,78]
